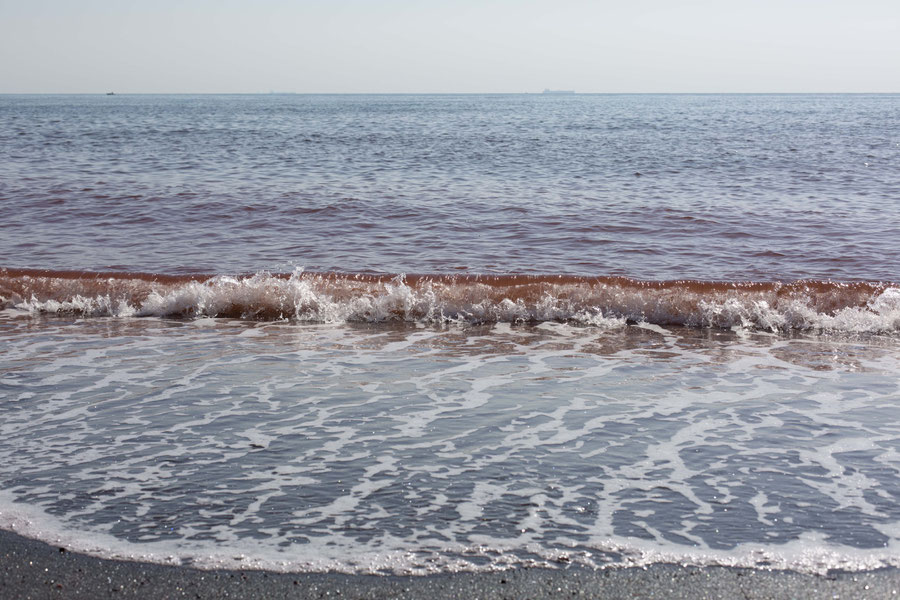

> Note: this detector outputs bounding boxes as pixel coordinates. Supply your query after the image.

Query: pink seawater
[1,94,898,281]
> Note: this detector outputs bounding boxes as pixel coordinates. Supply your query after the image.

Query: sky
[1,0,898,93]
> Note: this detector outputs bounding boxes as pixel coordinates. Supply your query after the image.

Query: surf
[2,268,899,332]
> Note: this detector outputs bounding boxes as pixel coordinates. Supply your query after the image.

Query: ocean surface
[1,93,899,574]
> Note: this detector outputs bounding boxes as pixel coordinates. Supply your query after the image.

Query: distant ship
[106,92,115,95]
[542,89,575,95]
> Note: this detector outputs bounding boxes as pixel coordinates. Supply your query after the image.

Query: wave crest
[2,268,898,332]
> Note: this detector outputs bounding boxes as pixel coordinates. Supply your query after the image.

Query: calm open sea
[1,94,899,574]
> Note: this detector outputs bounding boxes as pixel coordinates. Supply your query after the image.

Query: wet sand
[1,529,897,599]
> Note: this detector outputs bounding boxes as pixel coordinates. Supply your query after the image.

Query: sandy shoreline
[0,529,897,599]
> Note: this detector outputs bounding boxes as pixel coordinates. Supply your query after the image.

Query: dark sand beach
[1,529,897,599]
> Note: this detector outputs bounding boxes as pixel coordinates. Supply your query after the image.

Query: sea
[1,93,899,575]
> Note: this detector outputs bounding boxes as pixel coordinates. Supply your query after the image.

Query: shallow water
[3,312,900,574]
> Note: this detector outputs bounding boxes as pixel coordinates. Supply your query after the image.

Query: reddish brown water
[2,94,898,281]
[2,267,897,330]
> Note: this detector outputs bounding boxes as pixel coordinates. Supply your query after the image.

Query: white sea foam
[2,314,900,575]
[3,489,900,576]
[4,270,900,332]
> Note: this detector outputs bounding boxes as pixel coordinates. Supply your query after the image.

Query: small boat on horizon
[106,92,115,96]
[542,89,575,94]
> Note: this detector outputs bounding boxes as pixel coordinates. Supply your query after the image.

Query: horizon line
[2,91,899,96]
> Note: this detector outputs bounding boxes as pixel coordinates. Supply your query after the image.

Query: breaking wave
[2,268,899,333]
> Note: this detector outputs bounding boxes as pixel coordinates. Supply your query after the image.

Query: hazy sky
[1,0,898,93]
